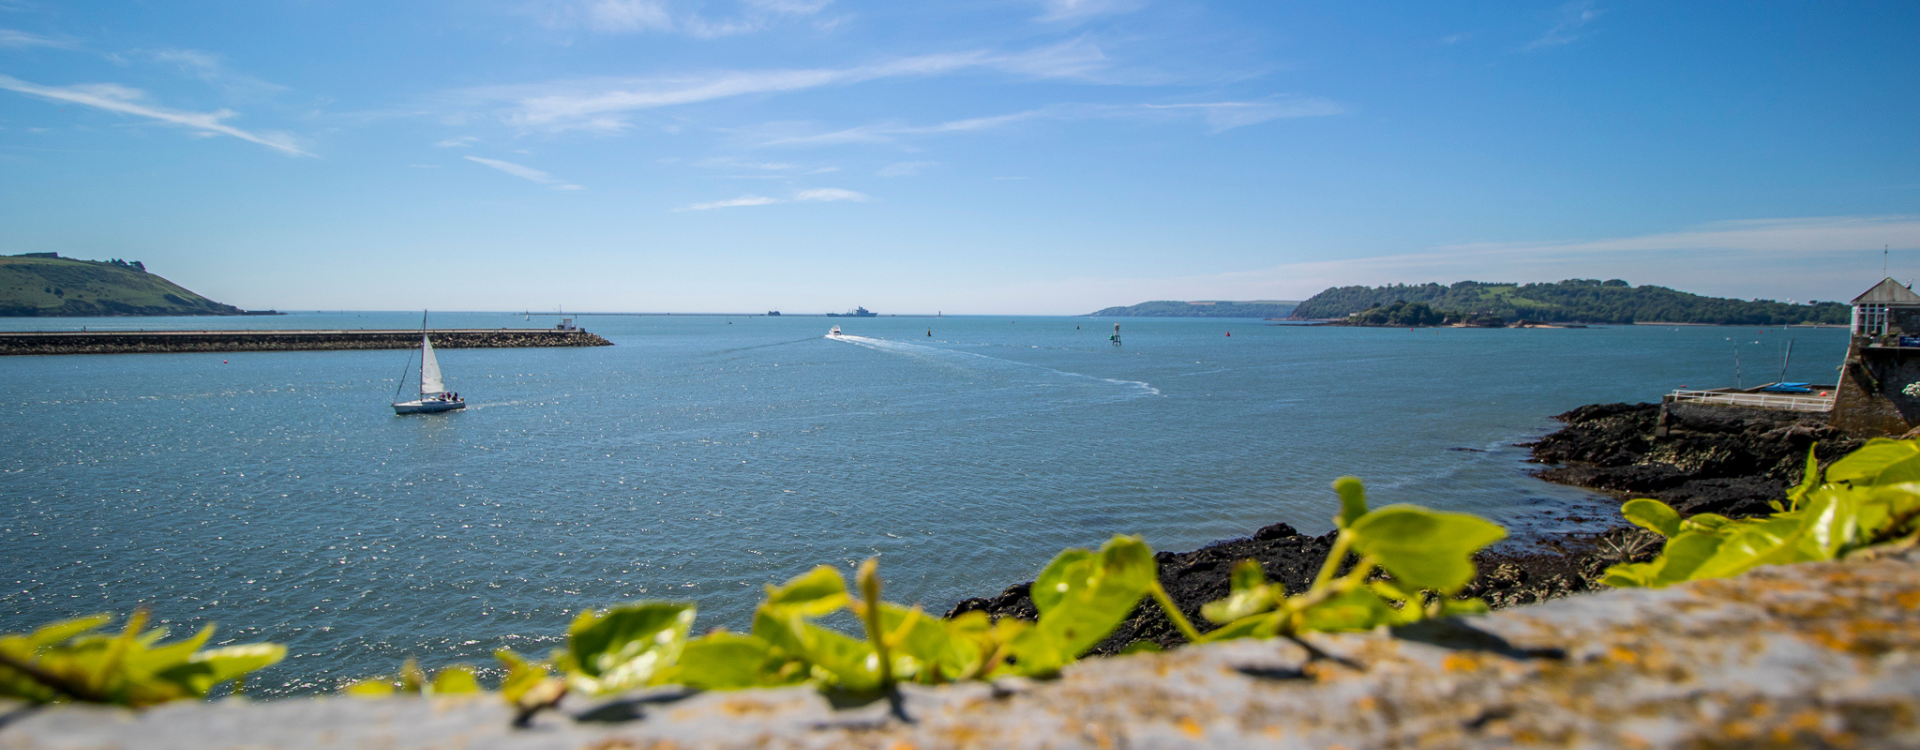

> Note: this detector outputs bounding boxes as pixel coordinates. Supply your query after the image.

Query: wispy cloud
[737,96,1341,149]
[463,39,1109,132]
[464,155,584,189]
[877,161,936,177]
[678,194,781,210]
[436,136,479,147]
[0,27,72,49]
[527,0,834,38]
[738,109,1050,148]
[1139,98,1345,132]
[147,49,286,98]
[0,74,309,155]
[1037,0,1145,23]
[1523,1,1602,51]
[673,186,867,211]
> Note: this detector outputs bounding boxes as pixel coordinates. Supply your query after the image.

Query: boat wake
[827,334,1162,398]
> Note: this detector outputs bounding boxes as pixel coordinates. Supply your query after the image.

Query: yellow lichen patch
[1810,618,1916,657]
[1442,653,1483,673]
[1606,646,1640,665]
[1177,717,1204,738]
[885,740,917,750]
[1896,590,1920,610]
[717,698,775,716]
[1081,721,1115,750]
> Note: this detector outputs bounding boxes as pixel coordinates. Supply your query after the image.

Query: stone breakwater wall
[0,329,612,356]
[2,551,1914,749]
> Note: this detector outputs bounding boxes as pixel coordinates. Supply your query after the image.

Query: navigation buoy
[927,329,931,336]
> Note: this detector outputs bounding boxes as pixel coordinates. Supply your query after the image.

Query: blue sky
[1,1,1916,313]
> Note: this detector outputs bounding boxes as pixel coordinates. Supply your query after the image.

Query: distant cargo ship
[826,306,877,317]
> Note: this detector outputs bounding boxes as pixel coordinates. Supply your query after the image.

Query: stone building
[1831,278,1920,436]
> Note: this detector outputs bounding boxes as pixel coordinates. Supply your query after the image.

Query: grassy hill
[0,253,264,317]
[1290,279,1849,326]
[1087,300,1300,318]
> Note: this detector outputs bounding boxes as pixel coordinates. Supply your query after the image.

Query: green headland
[0,253,271,317]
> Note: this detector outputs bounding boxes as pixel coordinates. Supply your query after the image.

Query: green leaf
[1348,505,1507,593]
[672,633,782,690]
[1296,588,1396,632]
[343,678,395,697]
[877,604,976,683]
[1010,535,1156,675]
[1787,444,1821,510]
[430,665,481,694]
[762,566,850,617]
[1621,498,1681,537]
[27,616,111,649]
[795,623,881,690]
[1648,532,1725,586]
[156,643,285,696]
[1688,517,1806,581]
[1599,560,1659,588]
[1193,615,1267,643]
[1440,597,1489,616]
[493,649,549,704]
[1825,438,1920,487]
[1678,513,1733,534]
[563,601,696,695]
[1801,489,1863,560]
[1118,641,1162,654]
[1031,549,1095,614]
[1200,560,1279,624]
[1333,476,1369,528]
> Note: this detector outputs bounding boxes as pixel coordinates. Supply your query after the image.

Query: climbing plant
[1603,439,1920,588]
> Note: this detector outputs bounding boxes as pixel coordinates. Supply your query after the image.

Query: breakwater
[0,328,612,356]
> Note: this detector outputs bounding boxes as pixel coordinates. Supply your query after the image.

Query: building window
[1856,304,1889,335]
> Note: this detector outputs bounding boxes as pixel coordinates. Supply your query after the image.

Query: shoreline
[0,328,613,356]
[947,398,1848,653]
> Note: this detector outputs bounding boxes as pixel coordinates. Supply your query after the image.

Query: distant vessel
[393,313,465,415]
[767,310,781,316]
[827,325,843,337]
[826,307,877,318]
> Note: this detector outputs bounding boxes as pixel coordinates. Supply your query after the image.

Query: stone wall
[3,551,1915,749]
[0,330,612,356]
[1831,335,1920,437]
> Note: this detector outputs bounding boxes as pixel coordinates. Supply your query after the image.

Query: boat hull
[394,399,465,414]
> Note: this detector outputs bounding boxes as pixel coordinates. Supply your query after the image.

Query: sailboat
[393,314,465,414]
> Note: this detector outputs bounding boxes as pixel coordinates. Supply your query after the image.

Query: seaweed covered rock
[1528,401,1861,518]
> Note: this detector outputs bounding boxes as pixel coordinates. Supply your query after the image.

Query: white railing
[1668,390,1834,413]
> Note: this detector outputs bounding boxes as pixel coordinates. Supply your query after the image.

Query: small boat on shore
[393,313,465,415]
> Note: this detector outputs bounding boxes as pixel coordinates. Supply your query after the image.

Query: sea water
[0,313,1847,694]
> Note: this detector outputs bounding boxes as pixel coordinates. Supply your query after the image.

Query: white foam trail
[828,335,1161,397]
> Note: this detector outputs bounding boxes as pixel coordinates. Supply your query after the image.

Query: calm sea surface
[0,313,1847,694]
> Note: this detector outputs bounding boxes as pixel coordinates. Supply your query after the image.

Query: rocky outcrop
[6,550,1913,749]
[0,329,612,356]
[1526,401,1862,518]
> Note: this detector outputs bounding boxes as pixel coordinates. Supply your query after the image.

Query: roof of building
[1852,278,1920,305]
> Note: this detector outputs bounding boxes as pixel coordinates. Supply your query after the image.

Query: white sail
[418,335,445,395]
